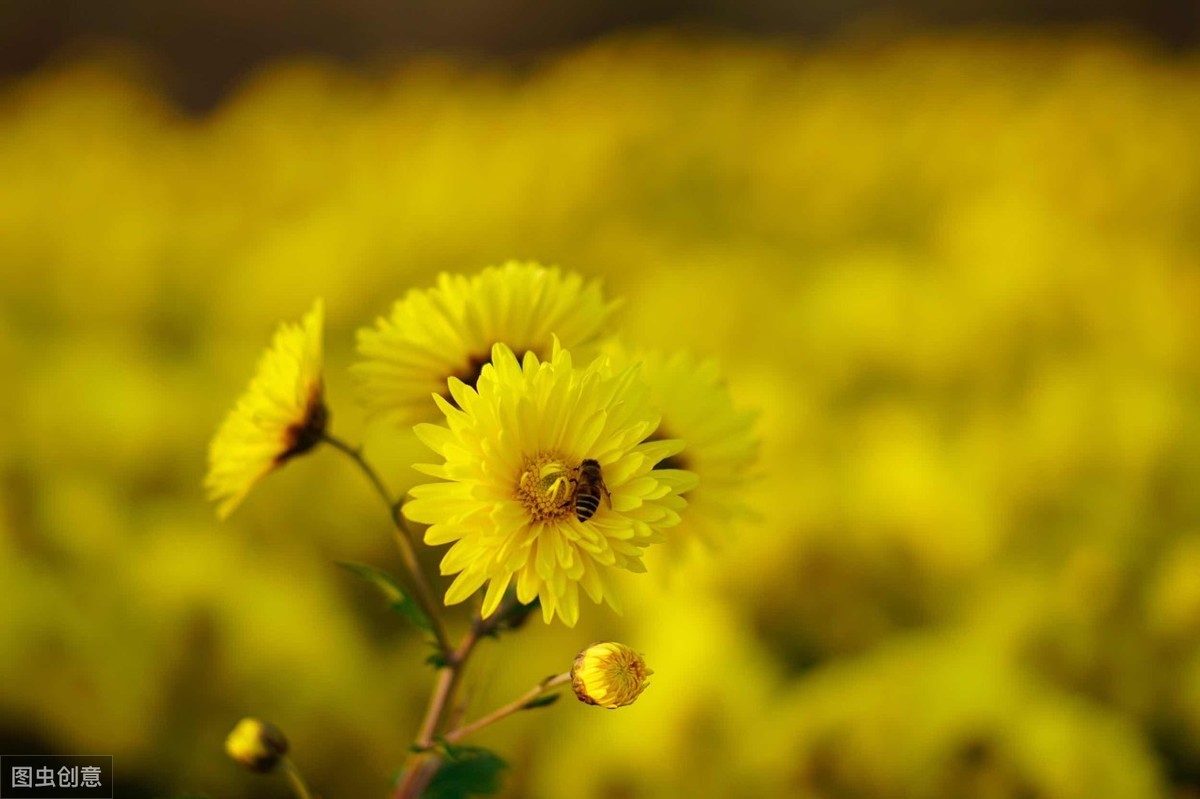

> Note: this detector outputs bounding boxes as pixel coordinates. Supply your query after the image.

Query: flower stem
[417,625,480,744]
[282,758,315,799]
[321,432,450,656]
[443,672,571,745]
[392,615,495,799]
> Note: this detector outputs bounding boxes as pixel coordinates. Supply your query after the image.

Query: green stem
[321,432,394,511]
[321,432,451,656]
[282,758,315,799]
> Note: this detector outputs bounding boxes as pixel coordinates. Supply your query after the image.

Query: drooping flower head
[571,642,653,709]
[205,300,326,520]
[403,341,696,626]
[625,348,758,553]
[354,262,617,423]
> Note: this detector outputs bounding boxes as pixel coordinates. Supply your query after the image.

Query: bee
[570,458,612,522]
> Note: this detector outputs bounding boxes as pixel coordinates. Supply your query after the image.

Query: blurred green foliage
[1,30,1199,798]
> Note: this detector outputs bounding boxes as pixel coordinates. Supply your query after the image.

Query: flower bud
[571,642,653,709]
[225,717,288,773]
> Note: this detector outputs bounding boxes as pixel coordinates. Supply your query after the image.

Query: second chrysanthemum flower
[354,262,617,423]
[403,341,696,626]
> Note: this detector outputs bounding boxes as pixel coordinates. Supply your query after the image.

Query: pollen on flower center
[516,454,576,522]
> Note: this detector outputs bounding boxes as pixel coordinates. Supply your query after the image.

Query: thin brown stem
[393,757,440,799]
[443,672,571,745]
[392,618,490,798]
[416,626,480,745]
[321,432,450,656]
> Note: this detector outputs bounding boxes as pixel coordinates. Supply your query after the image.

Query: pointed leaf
[522,694,560,711]
[337,562,433,633]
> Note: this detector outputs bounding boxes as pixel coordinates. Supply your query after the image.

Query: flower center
[606,656,646,691]
[278,385,328,464]
[516,453,576,522]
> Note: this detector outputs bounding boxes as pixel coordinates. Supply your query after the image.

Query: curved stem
[281,758,315,799]
[320,432,393,510]
[321,432,450,657]
[444,672,571,745]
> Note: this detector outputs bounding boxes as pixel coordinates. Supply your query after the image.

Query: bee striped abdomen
[573,458,611,523]
[575,488,602,521]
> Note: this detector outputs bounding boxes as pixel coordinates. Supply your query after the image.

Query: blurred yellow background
[2,25,1200,799]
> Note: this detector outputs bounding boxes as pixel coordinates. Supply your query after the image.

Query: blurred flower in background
[618,347,758,555]
[2,3,1200,797]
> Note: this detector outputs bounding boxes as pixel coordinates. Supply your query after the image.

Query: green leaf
[522,693,560,710]
[337,561,432,633]
[425,650,450,669]
[421,745,507,799]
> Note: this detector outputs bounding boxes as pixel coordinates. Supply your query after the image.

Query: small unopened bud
[225,717,288,773]
[571,642,653,709]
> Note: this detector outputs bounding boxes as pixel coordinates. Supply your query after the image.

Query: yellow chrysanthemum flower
[629,348,758,552]
[353,262,617,423]
[205,301,326,520]
[571,642,653,709]
[403,341,696,626]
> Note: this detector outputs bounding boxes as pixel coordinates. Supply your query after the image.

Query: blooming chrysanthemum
[205,300,326,520]
[621,348,757,552]
[353,262,617,423]
[403,341,696,626]
[571,642,653,709]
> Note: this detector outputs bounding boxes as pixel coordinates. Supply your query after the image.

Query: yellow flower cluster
[203,261,752,626]
[5,30,1198,799]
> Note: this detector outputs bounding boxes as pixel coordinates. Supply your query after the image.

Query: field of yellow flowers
[2,30,1200,798]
